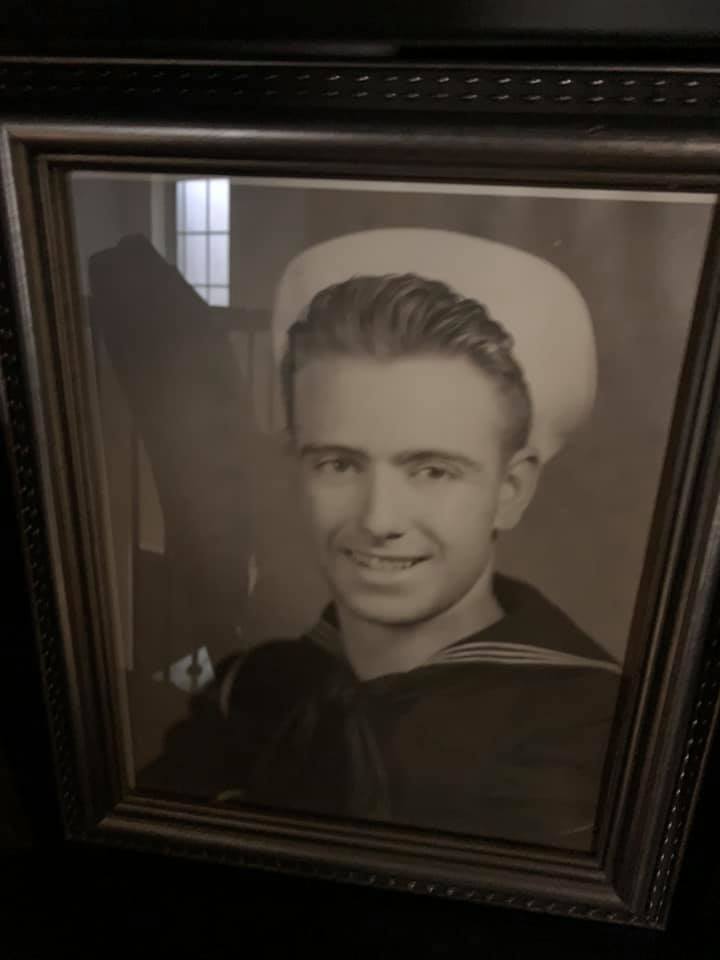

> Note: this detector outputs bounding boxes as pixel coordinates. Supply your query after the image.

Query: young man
[141,230,620,850]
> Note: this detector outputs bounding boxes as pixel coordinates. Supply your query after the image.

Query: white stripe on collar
[430,640,621,672]
[309,619,621,675]
[430,647,621,673]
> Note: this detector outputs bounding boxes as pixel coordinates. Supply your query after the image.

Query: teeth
[349,552,417,570]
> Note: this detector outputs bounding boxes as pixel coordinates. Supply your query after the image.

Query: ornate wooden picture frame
[2,58,720,930]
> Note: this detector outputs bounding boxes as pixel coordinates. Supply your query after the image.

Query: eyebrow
[298,444,368,461]
[394,449,484,472]
[298,444,483,471]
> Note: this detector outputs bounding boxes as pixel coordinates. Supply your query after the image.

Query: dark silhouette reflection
[89,235,323,767]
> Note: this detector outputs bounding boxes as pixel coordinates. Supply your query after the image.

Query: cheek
[303,480,361,533]
[418,485,499,547]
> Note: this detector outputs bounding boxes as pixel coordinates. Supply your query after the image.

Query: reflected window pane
[176,178,230,305]
[183,235,208,284]
[176,182,186,232]
[184,180,208,231]
[176,232,185,273]
[209,234,229,285]
[208,286,230,307]
[209,179,229,232]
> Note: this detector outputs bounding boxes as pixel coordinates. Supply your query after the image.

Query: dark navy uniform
[139,575,620,850]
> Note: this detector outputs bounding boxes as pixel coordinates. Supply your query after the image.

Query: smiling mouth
[343,549,428,571]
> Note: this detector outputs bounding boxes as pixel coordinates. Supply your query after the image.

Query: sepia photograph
[67,173,715,853]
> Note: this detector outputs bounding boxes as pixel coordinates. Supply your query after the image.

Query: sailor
[141,229,620,850]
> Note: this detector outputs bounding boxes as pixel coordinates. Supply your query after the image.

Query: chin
[340,594,442,628]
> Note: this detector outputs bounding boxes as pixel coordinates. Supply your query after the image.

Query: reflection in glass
[182,235,208,285]
[183,179,208,231]
[175,178,231,305]
[209,179,229,232]
[209,235,229,285]
[208,286,230,306]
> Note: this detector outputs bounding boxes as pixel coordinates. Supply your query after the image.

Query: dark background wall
[6,1,720,58]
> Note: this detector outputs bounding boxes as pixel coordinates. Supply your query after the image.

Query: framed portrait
[3,59,720,931]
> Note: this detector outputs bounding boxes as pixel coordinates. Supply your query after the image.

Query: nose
[358,464,407,540]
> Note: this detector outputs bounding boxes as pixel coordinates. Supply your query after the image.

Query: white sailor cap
[271,228,596,463]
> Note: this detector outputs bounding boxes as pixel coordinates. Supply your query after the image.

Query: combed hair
[280,273,532,457]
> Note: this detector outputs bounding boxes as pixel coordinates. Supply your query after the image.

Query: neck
[337,563,503,681]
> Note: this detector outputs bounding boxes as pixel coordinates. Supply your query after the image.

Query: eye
[314,458,359,476]
[412,464,458,482]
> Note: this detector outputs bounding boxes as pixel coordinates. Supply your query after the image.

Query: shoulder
[494,573,618,666]
[406,576,622,745]
[405,658,619,737]
[137,636,333,797]
[216,635,339,720]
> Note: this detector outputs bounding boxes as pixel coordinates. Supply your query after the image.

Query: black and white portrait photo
[68,174,714,852]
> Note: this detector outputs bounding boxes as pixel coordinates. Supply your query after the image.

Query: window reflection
[176,178,230,306]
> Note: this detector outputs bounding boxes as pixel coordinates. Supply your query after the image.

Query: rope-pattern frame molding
[0,60,719,116]
[646,627,720,924]
[0,247,83,835]
[83,826,646,926]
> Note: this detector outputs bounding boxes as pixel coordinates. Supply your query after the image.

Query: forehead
[292,354,507,456]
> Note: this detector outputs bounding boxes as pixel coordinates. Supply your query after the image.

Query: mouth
[342,549,429,572]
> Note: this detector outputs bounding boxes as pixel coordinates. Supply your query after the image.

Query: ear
[494,446,541,533]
